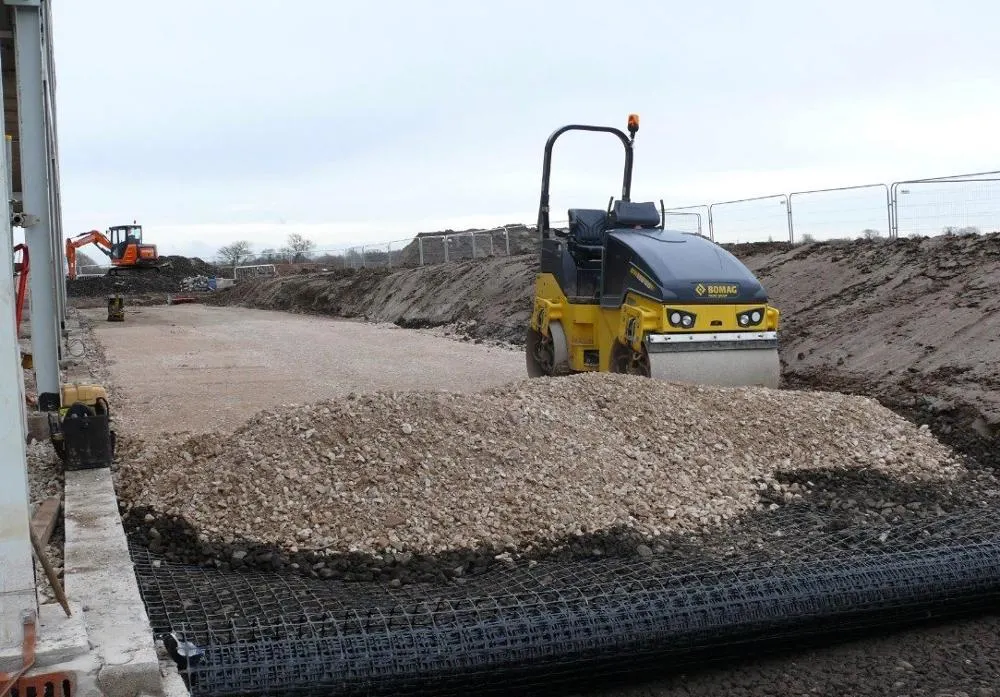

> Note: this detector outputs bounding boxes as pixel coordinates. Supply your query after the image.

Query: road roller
[526,114,781,388]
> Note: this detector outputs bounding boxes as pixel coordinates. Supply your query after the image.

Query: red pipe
[13,243,28,336]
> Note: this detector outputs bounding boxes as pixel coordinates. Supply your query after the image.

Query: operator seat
[567,208,608,268]
[608,200,661,229]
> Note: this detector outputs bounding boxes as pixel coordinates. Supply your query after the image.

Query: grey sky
[52,0,1000,257]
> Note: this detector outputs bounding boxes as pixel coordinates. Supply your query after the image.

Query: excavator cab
[109,224,144,260]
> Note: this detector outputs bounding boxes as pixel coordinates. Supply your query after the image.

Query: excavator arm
[65,230,113,280]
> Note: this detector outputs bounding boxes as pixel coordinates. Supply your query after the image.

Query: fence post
[471,232,477,259]
[387,241,392,268]
[361,246,367,268]
[889,182,899,238]
[444,235,449,263]
[489,230,495,256]
[504,227,510,255]
[787,193,796,243]
[418,237,424,266]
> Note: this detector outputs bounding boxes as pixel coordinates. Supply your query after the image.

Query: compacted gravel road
[83,303,1000,697]
[82,304,523,435]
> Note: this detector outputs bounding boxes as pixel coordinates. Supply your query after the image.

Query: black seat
[609,200,661,228]
[567,208,608,268]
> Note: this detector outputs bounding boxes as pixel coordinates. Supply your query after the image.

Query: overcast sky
[51,0,1000,257]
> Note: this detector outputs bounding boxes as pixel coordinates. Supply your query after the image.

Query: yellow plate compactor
[526,114,781,388]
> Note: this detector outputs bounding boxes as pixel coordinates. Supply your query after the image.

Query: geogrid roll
[129,506,1000,696]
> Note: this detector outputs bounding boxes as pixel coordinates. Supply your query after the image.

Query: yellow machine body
[59,383,110,416]
[528,273,781,387]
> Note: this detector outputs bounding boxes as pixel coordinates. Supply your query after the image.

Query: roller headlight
[737,308,766,327]
[666,309,697,329]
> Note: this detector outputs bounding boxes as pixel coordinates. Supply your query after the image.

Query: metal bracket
[11,212,38,228]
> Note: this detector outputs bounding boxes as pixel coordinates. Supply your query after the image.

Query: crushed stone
[117,372,963,560]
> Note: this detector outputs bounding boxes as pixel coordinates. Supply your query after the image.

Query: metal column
[41,0,65,335]
[11,0,60,410]
[0,113,35,656]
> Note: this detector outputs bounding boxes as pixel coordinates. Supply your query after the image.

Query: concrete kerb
[63,467,171,697]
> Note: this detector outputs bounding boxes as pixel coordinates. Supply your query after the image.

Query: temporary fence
[220,168,1000,275]
[660,168,1000,244]
[233,264,277,280]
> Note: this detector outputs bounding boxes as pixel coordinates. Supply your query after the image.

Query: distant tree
[861,228,882,240]
[798,233,816,244]
[217,240,254,267]
[257,248,279,262]
[281,232,316,262]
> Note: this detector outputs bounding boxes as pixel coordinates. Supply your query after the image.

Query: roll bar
[536,114,639,240]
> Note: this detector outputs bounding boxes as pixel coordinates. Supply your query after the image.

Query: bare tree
[281,232,316,262]
[862,228,882,240]
[217,240,254,267]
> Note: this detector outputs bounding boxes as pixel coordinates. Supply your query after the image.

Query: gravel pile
[118,373,963,578]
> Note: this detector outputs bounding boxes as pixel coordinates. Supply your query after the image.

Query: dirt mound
[208,234,1000,465]
[206,255,537,344]
[118,372,964,581]
[737,232,1000,465]
[66,255,217,297]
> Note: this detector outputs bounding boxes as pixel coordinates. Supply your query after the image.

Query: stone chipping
[116,372,963,559]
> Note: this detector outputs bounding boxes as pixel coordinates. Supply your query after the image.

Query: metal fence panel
[788,184,891,242]
[892,174,1000,238]
[708,195,790,244]
[661,206,708,238]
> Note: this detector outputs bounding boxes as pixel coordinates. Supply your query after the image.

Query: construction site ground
[79,304,522,435]
[72,232,1000,695]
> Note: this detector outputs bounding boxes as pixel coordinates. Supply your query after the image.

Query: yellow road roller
[526,114,781,388]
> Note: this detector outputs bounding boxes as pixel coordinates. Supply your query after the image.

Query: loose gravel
[118,373,963,578]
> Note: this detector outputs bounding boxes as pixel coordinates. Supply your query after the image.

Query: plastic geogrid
[130,506,1000,696]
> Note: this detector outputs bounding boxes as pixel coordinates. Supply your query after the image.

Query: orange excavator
[65,222,170,280]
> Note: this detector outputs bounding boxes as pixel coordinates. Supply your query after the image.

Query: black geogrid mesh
[129,505,1000,697]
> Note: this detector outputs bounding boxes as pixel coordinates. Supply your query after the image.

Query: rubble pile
[179,275,213,291]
